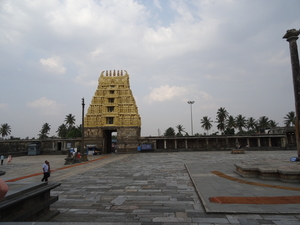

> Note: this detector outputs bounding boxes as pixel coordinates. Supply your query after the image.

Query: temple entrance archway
[103,129,117,154]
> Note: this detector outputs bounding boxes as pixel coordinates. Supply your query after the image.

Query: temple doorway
[103,129,117,153]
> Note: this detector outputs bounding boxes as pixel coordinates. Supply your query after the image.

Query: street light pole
[187,101,195,136]
[81,98,85,155]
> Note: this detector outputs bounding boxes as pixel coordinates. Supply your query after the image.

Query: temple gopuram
[84,70,141,153]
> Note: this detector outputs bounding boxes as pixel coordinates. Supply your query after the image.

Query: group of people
[0,154,12,165]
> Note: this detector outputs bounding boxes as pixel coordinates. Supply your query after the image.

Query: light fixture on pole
[187,101,195,136]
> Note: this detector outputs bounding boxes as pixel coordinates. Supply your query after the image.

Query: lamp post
[81,98,85,155]
[187,101,195,136]
[283,29,300,157]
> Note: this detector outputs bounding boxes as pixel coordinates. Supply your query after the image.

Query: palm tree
[56,124,67,138]
[246,117,256,131]
[269,120,278,129]
[216,107,228,122]
[226,115,236,130]
[38,123,51,139]
[65,114,76,129]
[0,123,11,139]
[201,116,213,135]
[216,121,226,134]
[176,124,186,136]
[258,116,269,133]
[284,111,295,127]
[235,114,246,133]
[216,107,228,133]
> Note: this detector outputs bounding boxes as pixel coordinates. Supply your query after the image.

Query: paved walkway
[1,150,300,224]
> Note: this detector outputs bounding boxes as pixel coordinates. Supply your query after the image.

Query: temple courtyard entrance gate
[84,70,141,154]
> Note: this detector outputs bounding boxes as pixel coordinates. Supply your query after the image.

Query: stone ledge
[234,163,300,183]
[0,182,61,222]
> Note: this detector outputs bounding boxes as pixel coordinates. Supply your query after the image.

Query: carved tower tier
[84,70,141,153]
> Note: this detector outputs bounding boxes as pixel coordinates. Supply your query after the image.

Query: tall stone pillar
[283,29,300,156]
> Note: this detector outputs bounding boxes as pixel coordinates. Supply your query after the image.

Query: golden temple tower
[84,70,141,153]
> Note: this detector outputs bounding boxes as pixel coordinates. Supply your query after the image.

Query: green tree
[284,111,295,127]
[216,107,228,122]
[246,117,256,131]
[201,116,213,135]
[56,123,68,138]
[216,122,226,135]
[235,114,246,133]
[223,127,235,135]
[0,123,11,139]
[258,116,269,133]
[269,120,278,129]
[38,123,51,139]
[66,125,82,138]
[226,115,236,130]
[216,107,228,133]
[164,127,175,137]
[65,114,76,129]
[176,124,186,136]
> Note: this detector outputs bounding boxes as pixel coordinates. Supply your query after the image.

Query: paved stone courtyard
[1,150,300,224]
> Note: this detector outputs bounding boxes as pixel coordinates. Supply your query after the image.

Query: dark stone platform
[0,182,61,222]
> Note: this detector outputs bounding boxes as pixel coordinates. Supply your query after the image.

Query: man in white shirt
[41,160,50,182]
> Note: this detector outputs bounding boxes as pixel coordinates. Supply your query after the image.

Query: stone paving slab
[186,160,300,214]
[1,151,300,224]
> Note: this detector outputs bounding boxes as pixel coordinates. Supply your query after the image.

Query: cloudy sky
[0,0,299,138]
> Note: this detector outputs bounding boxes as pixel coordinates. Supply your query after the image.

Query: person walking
[0,155,4,165]
[41,160,50,182]
[7,155,12,164]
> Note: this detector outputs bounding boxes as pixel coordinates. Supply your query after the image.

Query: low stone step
[0,182,61,222]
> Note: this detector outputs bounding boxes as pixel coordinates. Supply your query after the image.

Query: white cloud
[90,48,104,59]
[44,0,147,37]
[26,97,62,116]
[0,0,299,138]
[142,9,220,59]
[39,55,66,74]
[153,0,162,11]
[145,85,187,103]
[74,75,98,87]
